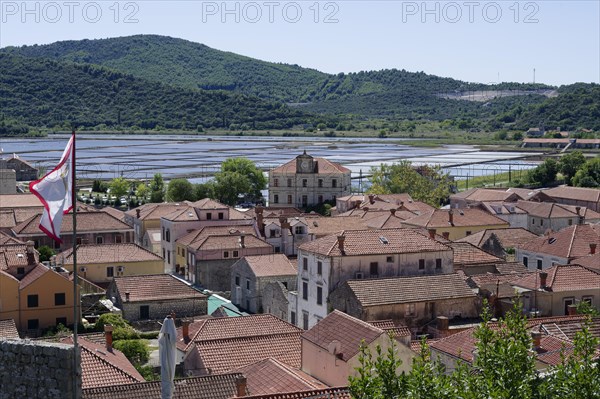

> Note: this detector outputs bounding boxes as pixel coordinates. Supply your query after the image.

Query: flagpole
[71,130,79,399]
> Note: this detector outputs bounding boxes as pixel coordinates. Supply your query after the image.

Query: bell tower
[296,150,314,173]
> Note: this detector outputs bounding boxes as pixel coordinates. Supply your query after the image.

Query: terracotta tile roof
[455,228,539,250]
[190,198,230,210]
[0,243,38,270]
[514,200,600,219]
[246,207,305,219]
[299,228,451,257]
[512,264,600,292]
[13,211,132,235]
[176,314,301,352]
[82,373,245,399]
[301,310,384,361]
[544,186,600,204]
[270,157,350,175]
[341,273,475,307]
[112,274,206,302]
[452,188,522,202]
[366,211,417,229]
[540,317,600,341]
[573,252,600,271]
[0,208,41,229]
[162,206,200,221]
[60,243,162,265]
[0,319,19,339]
[448,242,504,266]
[192,332,302,374]
[235,358,328,396]
[367,320,411,338]
[194,234,272,251]
[403,208,510,229]
[516,224,600,259]
[124,202,193,221]
[19,263,67,289]
[61,336,144,389]
[178,225,257,247]
[306,217,369,238]
[241,387,351,399]
[99,206,126,222]
[237,254,296,277]
[494,262,530,274]
[0,194,44,208]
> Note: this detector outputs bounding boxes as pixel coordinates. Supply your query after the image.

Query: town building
[402,208,509,241]
[455,227,539,260]
[0,156,39,181]
[230,254,297,313]
[58,243,164,287]
[515,224,600,270]
[12,210,134,250]
[543,186,600,212]
[450,187,551,209]
[262,281,294,323]
[0,242,78,333]
[268,151,351,208]
[329,273,478,328]
[300,310,414,386]
[296,228,454,329]
[106,274,207,322]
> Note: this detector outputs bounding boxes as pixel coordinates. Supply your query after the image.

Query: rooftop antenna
[533,68,536,84]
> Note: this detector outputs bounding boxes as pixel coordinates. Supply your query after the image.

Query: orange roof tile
[237,254,296,277]
[403,208,510,229]
[299,228,451,257]
[448,242,504,266]
[82,373,245,399]
[193,234,272,251]
[271,156,350,175]
[235,358,328,396]
[0,243,38,270]
[0,194,44,208]
[192,332,302,374]
[0,231,24,245]
[512,264,600,292]
[306,217,369,237]
[61,336,144,389]
[516,224,600,259]
[301,310,384,362]
[455,228,539,249]
[544,186,600,204]
[241,387,351,399]
[60,243,162,265]
[13,211,131,235]
[112,274,206,302]
[19,263,67,289]
[178,225,257,247]
[341,273,476,307]
[573,252,600,271]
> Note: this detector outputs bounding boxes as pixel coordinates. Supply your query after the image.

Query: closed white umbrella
[159,315,177,399]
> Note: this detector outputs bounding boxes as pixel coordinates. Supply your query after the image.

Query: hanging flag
[29,134,75,244]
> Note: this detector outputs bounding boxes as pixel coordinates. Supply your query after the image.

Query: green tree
[113,340,150,366]
[109,177,129,199]
[194,182,215,200]
[149,173,165,203]
[135,182,149,200]
[92,179,108,193]
[558,151,586,185]
[572,158,600,187]
[368,161,452,207]
[526,158,558,187]
[212,158,266,205]
[166,178,195,201]
[37,245,56,262]
[213,171,251,206]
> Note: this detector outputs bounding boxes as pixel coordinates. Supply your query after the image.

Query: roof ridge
[329,310,384,335]
[566,225,578,258]
[76,337,144,384]
[195,331,302,345]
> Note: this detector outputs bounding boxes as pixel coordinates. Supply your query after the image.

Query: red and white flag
[29,134,75,244]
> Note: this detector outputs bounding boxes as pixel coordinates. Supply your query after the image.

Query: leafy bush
[113,339,150,365]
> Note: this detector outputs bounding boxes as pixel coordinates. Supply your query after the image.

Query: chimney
[428,229,436,240]
[448,210,454,226]
[354,200,361,209]
[590,243,597,255]
[539,272,548,289]
[368,194,374,204]
[182,319,191,341]
[125,292,130,302]
[255,205,265,235]
[337,235,345,254]
[136,208,141,218]
[442,232,450,240]
[399,201,404,208]
[567,304,578,316]
[437,316,449,331]
[390,208,396,216]
[575,206,581,216]
[531,331,542,349]
[104,324,114,350]
[239,234,246,248]
[235,376,247,397]
[26,241,35,254]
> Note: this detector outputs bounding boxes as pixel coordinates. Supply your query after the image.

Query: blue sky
[1,1,598,85]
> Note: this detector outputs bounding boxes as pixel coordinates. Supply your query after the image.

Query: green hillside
[2,35,554,118]
[0,53,310,132]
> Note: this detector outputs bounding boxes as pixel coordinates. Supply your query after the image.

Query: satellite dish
[327,340,341,355]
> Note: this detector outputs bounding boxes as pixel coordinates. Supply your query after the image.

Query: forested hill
[0,53,310,132]
[2,35,552,107]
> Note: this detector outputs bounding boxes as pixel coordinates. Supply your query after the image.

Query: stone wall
[120,298,207,322]
[0,169,16,194]
[0,339,81,399]
[262,282,291,321]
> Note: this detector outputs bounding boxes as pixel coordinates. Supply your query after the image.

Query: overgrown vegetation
[349,300,600,399]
